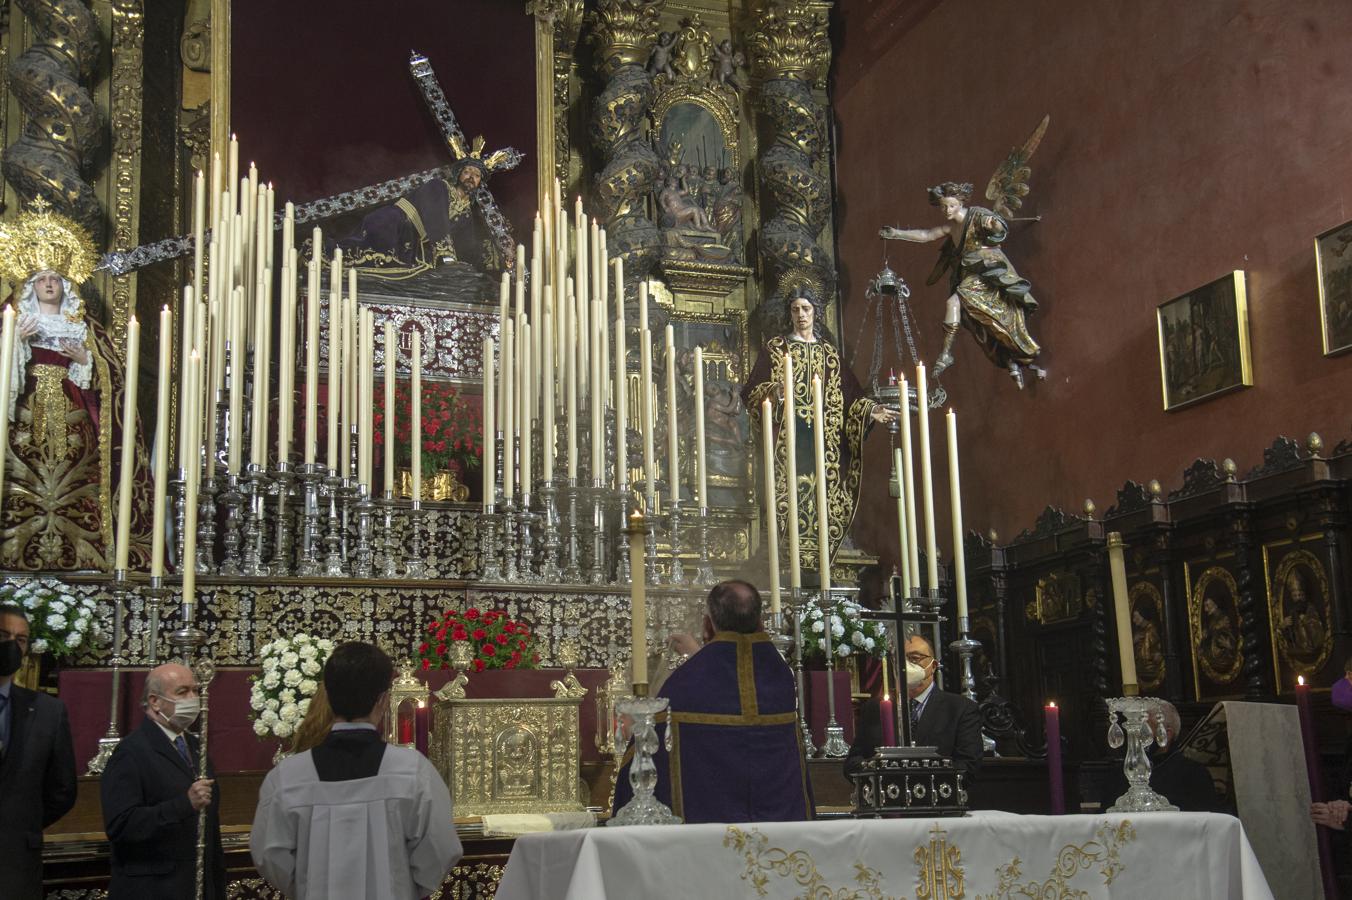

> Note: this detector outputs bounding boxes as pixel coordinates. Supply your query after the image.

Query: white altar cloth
[496,811,1272,900]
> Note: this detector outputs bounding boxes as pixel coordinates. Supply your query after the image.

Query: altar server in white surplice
[250,642,462,899]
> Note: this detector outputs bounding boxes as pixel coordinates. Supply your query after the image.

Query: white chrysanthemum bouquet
[798,597,889,664]
[249,634,334,741]
[0,577,98,657]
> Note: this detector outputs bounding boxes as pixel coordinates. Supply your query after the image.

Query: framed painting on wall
[1156,270,1252,411]
[1315,219,1352,355]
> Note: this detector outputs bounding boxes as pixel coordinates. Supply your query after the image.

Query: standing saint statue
[742,282,896,562]
[0,199,150,570]
[879,116,1051,389]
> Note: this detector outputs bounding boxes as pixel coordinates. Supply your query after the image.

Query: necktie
[0,692,8,758]
[174,734,191,766]
[909,698,921,736]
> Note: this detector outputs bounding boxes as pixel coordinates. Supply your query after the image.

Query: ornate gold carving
[432,695,586,816]
[650,80,741,168]
[180,0,211,72]
[748,2,830,85]
[915,824,966,899]
[384,658,429,748]
[0,198,99,286]
[106,0,145,347]
[1026,570,1083,626]
[585,0,662,78]
[1189,565,1244,687]
[429,863,505,900]
[978,820,1135,899]
[31,364,69,457]
[3,0,104,232]
[1266,545,1333,679]
[1129,581,1166,693]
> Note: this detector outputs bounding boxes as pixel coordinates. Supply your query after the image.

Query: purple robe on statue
[612,632,814,823]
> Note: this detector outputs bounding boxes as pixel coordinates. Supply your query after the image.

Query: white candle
[482,337,495,509]
[327,284,341,471]
[812,375,831,599]
[181,351,201,600]
[898,375,920,593]
[192,170,206,314]
[591,301,603,481]
[693,345,707,507]
[250,270,269,468]
[1108,533,1139,691]
[915,364,938,593]
[227,287,244,473]
[761,398,781,614]
[502,321,515,500]
[614,312,626,489]
[640,332,655,508]
[521,321,533,494]
[784,353,800,590]
[178,283,197,474]
[638,280,649,337]
[276,260,295,465]
[946,408,968,621]
[664,324,679,505]
[383,321,396,495]
[209,151,221,233]
[411,331,422,502]
[114,316,141,570]
[542,302,554,482]
[304,251,319,465]
[893,447,911,599]
[566,304,577,481]
[360,308,373,487]
[151,306,172,577]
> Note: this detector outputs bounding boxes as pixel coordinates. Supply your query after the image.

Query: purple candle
[879,694,896,748]
[1296,677,1338,899]
[1045,701,1065,814]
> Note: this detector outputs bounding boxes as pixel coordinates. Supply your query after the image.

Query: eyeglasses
[905,653,933,665]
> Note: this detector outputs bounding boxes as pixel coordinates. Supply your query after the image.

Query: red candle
[399,711,413,745]
[415,701,430,757]
[879,694,896,748]
[1045,701,1065,814]
[1296,677,1338,898]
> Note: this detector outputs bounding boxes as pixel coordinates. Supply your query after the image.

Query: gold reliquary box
[429,657,589,817]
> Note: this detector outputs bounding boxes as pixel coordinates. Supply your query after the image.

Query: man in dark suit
[846,633,984,781]
[101,661,225,900]
[0,603,77,900]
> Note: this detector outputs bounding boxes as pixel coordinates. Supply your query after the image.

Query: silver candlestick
[1106,695,1180,813]
[518,491,537,581]
[322,470,345,577]
[666,499,687,586]
[695,506,715,585]
[614,485,631,584]
[143,575,171,666]
[790,588,816,756]
[375,491,400,578]
[352,484,375,577]
[405,501,427,578]
[501,494,519,582]
[607,690,682,827]
[538,482,561,583]
[195,476,217,574]
[269,461,295,575]
[240,464,270,577]
[587,481,606,585]
[949,617,981,702]
[644,494,659,585]
[295,463,325,577]
[217,473,245,575]
[562,479,581,582]
[819,586,850,758]
[172,472,189,572]
[87,569,131,774]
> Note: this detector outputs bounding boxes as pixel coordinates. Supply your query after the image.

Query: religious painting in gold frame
[1025,570,1082,626]
[1129,581,1167,694]
[1262,540,1334,685]
[1185,562,1244,698]
[1315,219,1352,355]
[1156,271,1252,411]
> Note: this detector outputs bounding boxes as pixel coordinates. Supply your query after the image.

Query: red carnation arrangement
[373,379,483,482]
[418,608,543,672]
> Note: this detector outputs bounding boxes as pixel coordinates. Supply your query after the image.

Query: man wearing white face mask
[845,634,984,782]
[101,662,225,899]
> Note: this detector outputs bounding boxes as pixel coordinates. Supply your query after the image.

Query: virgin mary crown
[0,197,99,287]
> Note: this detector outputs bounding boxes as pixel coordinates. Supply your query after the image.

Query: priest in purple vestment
[612,580,814,823]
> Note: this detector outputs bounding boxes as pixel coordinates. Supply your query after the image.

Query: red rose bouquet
[374,379,483,481]
[418,608,543,672]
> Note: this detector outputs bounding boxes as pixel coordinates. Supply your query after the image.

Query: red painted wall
[231,0,537,234]
[833,0,1352,565]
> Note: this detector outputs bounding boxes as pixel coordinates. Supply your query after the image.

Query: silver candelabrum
[195,476,217,574]
[375,491,401,578]
[352,484,376,577]
[479,500,503,582]
[949,616,982,702]
[240,464,271,577]
[322,470,345,577]
[538,481,561,582]
[404,501,427,578]
[607,693,682,827]
[1105,695,1180,813]
[695,506,715,585]
[666,499,687,586]
[269,461,296,574]
[819,585,850,758]
[217,473,245,575]
[143,574,171,666]
[86,569,131,775]
[295,463,325,577]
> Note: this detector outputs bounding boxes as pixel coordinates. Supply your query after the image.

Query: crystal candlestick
[376,491,399,578]
[1106,696,1180,813]
[607,694,682,827]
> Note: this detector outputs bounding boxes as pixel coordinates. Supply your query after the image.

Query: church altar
[495,812,1273,900]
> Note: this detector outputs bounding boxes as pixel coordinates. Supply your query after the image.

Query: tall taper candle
[482,337,495,508]
[520,321,532,493]
[502,321,515,501]
[812,376,831,599]
[151,306,172,577]
[664,324,679,505]
[761,398,781,614]
[250,271,269,468]
[304,255,319,465]
[277,262,295,464]
[693,346,707,506]
[893,447,911,598]
[898,374,920,592]
[0,309,14,505]
[192,170,205,310]
[383,322,396,495]
[640,333,655,508]
[946,408,968,621]
[591,301,604,479]
[327,285,341,471]
[178,284,197,473]
[181,351,201,598]
[1107,532,1138,692]
[114,316,141,570]
[915,364,938,592]
[566,306,577,481]
[629,506,648,686]
[784,354,800,590]
[411,331,422,502]
[614,312,626,488]
[543,302,554,482]
[1045,701,1065,814]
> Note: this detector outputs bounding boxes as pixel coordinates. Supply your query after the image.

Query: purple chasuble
[612,632,814,823]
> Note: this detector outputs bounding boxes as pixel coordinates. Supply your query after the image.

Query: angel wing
[984,114,1050,219]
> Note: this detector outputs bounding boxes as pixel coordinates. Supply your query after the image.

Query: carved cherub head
[927,181,974,222]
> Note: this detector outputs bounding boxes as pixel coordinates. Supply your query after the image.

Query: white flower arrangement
[0,577,98,657]
[249,634,334,741]
[798,598,889,664]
